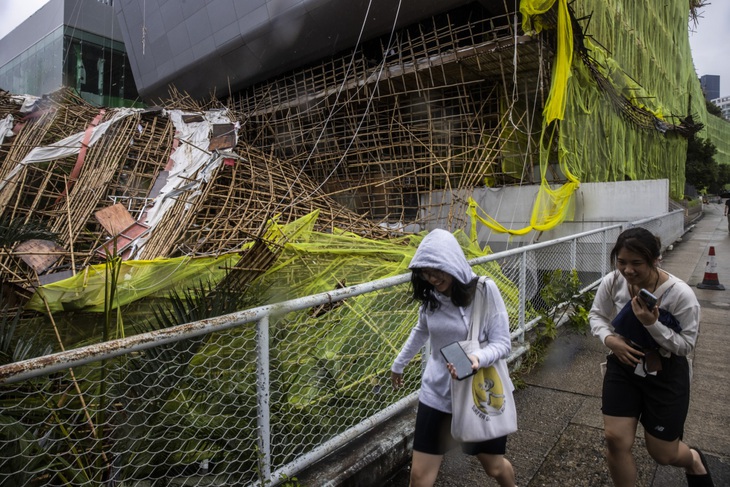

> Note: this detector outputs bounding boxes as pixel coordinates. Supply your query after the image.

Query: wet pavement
[385,203,730,486]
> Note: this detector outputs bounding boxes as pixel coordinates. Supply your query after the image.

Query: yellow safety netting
[470,0,579,236]
[520,0,573,124]
[246,216,531,408]
[466,172,578,237]
[27,253,243,313]
[25,208,328,313]
[254,212,522,323]
[27,211,528,330]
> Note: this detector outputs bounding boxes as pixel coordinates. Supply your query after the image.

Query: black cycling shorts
[602,352,690,441]
[412,401,508,456]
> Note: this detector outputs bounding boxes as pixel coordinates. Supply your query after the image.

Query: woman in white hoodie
[391,229,516,487]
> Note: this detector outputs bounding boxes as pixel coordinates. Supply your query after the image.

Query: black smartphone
[638,288,657,308]
[440,341,476,380]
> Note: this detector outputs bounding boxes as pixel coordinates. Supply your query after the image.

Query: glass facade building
[0,28,64,98]
[711,96,730,121]
[63,29,138,106]
[0,0,140,107]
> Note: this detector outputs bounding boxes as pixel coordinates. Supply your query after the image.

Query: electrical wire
[286,0,404,209]
[61,0,84,80]
[271,0,377,210]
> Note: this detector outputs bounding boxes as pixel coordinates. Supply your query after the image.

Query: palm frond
[0,303,53,365]
[0,217,59,247]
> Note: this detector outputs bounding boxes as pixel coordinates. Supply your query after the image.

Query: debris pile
[0,88,389,305]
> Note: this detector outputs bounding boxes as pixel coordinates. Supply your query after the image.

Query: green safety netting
[704,114,730,168]
[514,0,730,210]
[560,0,707,198]
[27,211,526,323]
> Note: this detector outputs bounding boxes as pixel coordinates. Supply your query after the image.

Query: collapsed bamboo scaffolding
[0,2,549,306]
[232,4,548,230]
[0,87,393,302]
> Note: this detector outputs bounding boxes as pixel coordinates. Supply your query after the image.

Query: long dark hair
[610,227,661,269]
[410,268,478,311]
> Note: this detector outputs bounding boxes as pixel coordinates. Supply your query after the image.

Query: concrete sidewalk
[386,204,730,486]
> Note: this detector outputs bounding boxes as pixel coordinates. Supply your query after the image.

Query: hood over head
[409,229,475,285]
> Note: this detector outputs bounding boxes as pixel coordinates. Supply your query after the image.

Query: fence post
[570,238,577,271]
[601,230,608,277]
[256,315,272,483]
[518,252,526,343]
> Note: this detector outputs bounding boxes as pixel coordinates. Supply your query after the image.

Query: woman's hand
[630,295,660,327]
[605,335,644,366]
[445,355,479,379]
[391,371,403,389]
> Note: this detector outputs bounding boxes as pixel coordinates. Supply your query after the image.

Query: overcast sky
[0,0,728,97]
[688,2,729,98]
[0,0,50,39]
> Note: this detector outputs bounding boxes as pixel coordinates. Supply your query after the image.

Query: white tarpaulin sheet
[130,109,237,257]
[0,108,138,193]
[0,114,13,147]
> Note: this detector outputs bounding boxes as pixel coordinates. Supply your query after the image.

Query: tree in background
[709,163,730,195]
[685,135,719,193]
[706,99,723,118]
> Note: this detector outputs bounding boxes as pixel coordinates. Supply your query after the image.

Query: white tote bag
[450,277,518,442]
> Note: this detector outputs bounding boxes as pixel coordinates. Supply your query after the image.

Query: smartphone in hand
[638,288,657,309]
[440,341,476,380]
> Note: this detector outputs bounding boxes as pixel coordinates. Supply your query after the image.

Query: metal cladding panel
[62,0,124,42]
[114,0,477,101]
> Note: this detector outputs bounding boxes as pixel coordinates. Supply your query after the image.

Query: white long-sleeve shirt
[589,270,701,357]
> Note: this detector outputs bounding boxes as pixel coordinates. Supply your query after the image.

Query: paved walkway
[388,204,730,486]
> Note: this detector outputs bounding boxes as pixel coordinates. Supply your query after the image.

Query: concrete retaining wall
[429,179,672,252]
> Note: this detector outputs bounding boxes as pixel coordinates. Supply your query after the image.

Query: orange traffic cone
[697,246,725,290]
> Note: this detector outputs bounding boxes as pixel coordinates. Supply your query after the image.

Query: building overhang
[114,0,508,101]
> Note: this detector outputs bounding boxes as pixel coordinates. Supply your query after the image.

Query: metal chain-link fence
[0,212,684,486]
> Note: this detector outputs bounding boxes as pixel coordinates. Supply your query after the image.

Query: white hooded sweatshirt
[391,229,513,413]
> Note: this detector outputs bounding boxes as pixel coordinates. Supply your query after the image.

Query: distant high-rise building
[0,0,139,107]
[700,74,720,101]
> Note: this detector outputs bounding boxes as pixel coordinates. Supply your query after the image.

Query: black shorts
[412,401,508,456]
[602,352,690,441]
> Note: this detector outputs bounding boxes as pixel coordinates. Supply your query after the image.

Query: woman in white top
[589,227,713,487]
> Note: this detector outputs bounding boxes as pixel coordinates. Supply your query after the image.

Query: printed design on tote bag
[471,366,506,415]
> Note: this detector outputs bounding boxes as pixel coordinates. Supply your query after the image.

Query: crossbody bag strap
[656,282,677,308]
[468,276,488,342]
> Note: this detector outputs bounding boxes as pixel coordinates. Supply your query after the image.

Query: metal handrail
[0,210,686,487]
